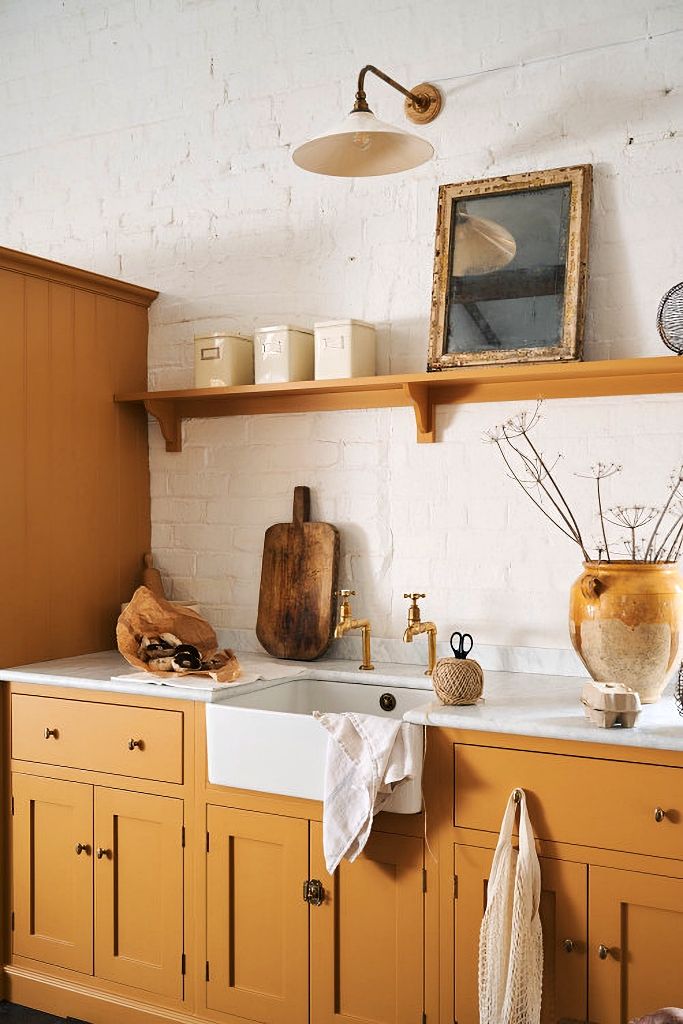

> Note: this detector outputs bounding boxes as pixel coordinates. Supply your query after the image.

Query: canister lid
[194,332,251,342]
[254,324,314,336]
[313,319,374,329]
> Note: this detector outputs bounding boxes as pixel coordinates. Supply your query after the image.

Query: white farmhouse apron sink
[205,678,427,813]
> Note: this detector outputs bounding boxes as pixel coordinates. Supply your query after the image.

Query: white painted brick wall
[2,0,683,656]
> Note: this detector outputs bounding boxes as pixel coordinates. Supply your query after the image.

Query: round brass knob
[96,847,111,860]
[654,806,666,822]
[75,843,90,856]
[128,738,142,750]
[598,944,609,960]
[44,727,57,739]
[563,938,575,953]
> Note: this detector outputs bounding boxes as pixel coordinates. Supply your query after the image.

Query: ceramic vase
[569,560,683,703]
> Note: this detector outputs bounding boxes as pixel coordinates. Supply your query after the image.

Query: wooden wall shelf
[115,355,683,451]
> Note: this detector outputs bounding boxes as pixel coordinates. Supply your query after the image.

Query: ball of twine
[432,657,484,705]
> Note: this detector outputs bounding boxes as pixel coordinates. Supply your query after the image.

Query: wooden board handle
[293,486,311,526]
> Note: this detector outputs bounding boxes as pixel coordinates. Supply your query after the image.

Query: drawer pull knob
[75,843,90,856]
[563,938,575,953]
[44,727,57,739]
[96,847,111,860]
[598,944,610,960]
[654,806,666,822]
[128,738,142,750]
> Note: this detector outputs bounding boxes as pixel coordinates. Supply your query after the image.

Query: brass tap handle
[404,593,426,624]
[336,589,356,598]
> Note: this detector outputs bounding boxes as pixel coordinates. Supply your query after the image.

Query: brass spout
[334,590,374,671]
[403,592,437,675]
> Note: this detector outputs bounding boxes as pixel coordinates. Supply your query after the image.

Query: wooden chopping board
[256,486,340,661]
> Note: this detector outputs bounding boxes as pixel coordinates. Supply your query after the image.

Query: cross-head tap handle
[404,593,426,624]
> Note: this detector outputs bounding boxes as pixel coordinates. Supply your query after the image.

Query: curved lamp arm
[352,64,442,124]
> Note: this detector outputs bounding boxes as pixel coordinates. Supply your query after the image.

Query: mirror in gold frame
[427,165,592,369]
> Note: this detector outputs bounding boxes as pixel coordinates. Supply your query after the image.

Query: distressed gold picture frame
[427,165,592,369]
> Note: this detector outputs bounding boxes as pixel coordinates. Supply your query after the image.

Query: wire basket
[675,661,683,717]
[657,281,683,355]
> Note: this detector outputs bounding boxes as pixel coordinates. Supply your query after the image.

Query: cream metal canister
[253,325,315,384]
[194,333,254,387]
[314,319,376,379]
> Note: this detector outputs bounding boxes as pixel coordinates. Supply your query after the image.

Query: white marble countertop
[0,649,438,703]
[1,649,682,753]
[404,671,683,753]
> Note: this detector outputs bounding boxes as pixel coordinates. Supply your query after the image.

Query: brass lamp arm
[352,65,442,124]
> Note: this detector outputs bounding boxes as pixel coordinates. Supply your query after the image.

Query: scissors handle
[450,631,473,660]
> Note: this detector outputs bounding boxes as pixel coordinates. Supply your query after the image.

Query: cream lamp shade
[293,109,434,176]
[292,65,442,177]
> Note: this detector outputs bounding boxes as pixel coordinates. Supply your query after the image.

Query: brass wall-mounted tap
[403,592,437,675]
[334,590,374,671]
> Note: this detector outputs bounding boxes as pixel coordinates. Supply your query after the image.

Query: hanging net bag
[478,788,543,1024]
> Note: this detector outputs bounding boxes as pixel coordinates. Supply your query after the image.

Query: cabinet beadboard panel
[0,247,157,667]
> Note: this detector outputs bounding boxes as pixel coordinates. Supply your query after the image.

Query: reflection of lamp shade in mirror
[451,213,517,275]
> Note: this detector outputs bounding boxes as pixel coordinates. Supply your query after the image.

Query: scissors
[450,631,473,660]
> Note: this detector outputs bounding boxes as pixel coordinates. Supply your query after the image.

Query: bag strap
[486,788,520,898]
[516,788,542,916]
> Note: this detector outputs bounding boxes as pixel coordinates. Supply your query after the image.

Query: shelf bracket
[402,383,435,443]
[144,399,182,452]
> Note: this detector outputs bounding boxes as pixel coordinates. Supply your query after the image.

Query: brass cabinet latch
[302,878,325,906]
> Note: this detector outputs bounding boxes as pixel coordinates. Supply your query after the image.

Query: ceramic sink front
[205,678,428,813]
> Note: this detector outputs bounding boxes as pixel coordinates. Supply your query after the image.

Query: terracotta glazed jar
[569,561,683,703]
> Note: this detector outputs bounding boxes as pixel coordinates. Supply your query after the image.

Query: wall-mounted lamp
[292,64,443,177]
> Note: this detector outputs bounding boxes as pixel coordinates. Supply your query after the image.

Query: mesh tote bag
[478,788,543,1024]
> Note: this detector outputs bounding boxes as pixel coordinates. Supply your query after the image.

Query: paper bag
[116,586,241,683]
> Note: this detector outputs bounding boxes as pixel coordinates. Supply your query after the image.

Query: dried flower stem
[486,403,683,564]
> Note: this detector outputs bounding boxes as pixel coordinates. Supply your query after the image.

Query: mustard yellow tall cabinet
[0,246,157,993]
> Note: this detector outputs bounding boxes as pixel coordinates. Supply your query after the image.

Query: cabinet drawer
[11,694,183,783]
[455,744,683,860]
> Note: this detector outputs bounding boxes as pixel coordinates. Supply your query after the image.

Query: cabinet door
[588,865,683,1024]
[310,823,424,1024]
[94,787,184,999]
[453,844,588,1024]
[12,773,94,974]
[206,805,309,1024]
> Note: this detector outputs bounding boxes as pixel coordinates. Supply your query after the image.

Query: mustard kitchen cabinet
[431,729,683,1024]
[12,774,183,996]
[7,684,195,1022]
[588,866,683,1023]
[204,802,425,1024]
[0,247,155,997]
[453,845,588,1023]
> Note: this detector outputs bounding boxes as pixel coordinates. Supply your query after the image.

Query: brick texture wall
[2,0,682,650]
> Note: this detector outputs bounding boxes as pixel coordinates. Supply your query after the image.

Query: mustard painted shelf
[115,355,683,451]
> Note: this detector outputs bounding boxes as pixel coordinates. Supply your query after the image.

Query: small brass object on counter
[403,593,437,675]
[334,590,374,671]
